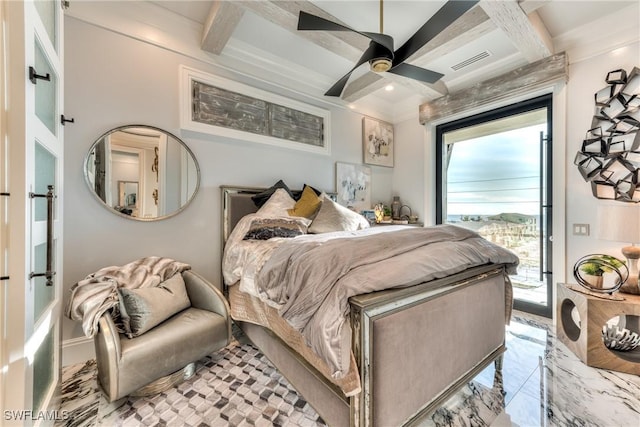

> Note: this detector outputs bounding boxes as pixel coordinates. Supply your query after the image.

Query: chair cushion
[119,273,191,337]
[117,307,228,397]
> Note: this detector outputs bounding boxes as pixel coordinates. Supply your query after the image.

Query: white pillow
[256,188,296,217]
[309,196,370,233]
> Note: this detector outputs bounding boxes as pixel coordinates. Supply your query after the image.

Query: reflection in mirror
[85,125,199,220]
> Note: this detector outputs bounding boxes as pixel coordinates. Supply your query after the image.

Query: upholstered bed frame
[221,186,507,426]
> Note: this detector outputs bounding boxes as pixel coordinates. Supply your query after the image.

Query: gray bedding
[254,224,519,379]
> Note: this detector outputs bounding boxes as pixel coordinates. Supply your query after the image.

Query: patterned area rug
[57,338,326,427]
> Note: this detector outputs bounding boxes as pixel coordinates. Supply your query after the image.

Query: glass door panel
[437,95,553,317]
[34,40,57,135]
[32,329,55,413]
[34,0,57,51]
[35,141,56,221]
[33,242,54,324]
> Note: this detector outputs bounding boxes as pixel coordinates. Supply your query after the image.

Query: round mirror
[84,125,200,221]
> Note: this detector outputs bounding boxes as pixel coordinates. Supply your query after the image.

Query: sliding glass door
[436,95,553,317]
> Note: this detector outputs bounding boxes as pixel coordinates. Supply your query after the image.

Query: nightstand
[556,283,640,375]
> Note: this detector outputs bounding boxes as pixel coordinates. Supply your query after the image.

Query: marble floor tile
[56,311,640,426]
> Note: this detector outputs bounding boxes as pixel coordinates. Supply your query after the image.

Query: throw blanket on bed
[254,224,519,379]
[65,257,191,337]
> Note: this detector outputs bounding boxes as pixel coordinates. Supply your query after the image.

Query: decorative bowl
[601,325,640,351]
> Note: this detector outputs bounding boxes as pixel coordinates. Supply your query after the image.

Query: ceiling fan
[297,0,478,97]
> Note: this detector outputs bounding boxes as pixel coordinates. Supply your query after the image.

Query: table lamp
[598,204,640,294]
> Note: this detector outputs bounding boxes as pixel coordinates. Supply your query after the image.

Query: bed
[220,185,518,426]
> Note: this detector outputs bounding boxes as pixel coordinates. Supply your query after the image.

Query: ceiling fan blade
[298,12,395,56]
[361,32,394,54]
[393,0,478,66]
[325,43,380,97]
[388,62,444,84]
[298,11,359,32]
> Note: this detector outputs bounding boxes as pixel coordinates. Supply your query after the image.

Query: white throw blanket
[65,257,191,337]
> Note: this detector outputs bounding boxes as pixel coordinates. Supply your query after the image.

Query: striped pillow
[243,217,310,240]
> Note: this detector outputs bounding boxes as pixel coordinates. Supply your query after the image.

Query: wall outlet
[573,223,590,236]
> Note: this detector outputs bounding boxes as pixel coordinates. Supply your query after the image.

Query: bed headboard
[220,185,337,243]
[221,186,264,243]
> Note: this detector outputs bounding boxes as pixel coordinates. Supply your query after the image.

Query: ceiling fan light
[370,58,392,73]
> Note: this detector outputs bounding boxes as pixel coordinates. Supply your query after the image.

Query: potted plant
[383,206,392,222]
[579,255,625,289]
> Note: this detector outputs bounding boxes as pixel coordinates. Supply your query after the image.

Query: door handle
[28,66,51,85]
[29,185,55,286]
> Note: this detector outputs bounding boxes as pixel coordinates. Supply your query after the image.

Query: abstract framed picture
[336,162,371,212]
[362,116,394,167]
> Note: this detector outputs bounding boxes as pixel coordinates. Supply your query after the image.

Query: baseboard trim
[62,336,95,367]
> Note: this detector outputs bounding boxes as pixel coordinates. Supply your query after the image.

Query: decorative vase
[391,196,401,220]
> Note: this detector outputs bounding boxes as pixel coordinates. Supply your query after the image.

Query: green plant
[579,255,624,276]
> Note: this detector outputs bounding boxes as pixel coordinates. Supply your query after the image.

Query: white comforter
[223,215,519,380]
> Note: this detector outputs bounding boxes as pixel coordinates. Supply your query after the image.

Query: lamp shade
[597,204,640,243]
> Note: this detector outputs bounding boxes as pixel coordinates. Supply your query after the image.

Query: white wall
[62,17,395,345]
[391,117,427,222]
[565,43,640,276]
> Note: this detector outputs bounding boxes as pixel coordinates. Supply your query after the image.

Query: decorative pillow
[288,185,322,218]
[251,180,294,207]
[256,188,296,217]
[118,273,191,338]
[291,184,322,201]
[309,196,370,233]
[243,217,310,240]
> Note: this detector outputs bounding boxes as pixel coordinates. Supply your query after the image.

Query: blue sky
[446,124,546,216]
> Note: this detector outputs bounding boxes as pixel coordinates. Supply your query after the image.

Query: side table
[557,283,640,375]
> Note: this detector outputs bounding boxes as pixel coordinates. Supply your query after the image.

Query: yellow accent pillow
[288,185,322,218]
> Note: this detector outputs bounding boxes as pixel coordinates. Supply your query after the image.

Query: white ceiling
[119,1,639,119]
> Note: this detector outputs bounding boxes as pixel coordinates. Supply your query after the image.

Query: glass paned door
[437,95,553,317]
[2,0,64,419]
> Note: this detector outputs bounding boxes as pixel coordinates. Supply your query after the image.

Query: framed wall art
[180,65,331,155]
[336,162,371,212]
[363,116,394,167]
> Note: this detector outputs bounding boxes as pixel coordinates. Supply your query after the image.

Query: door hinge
[0,192,9,197]
[0,276,9,281]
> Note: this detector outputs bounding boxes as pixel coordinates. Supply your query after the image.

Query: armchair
[94,270,231,402]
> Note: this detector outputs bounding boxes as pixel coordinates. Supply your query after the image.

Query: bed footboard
[349,265,507,426]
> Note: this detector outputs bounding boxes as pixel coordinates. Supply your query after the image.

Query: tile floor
[56,312,640,426]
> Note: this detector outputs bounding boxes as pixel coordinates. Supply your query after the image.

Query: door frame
[435,94,554,317]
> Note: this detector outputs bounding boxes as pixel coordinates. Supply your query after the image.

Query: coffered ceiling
[68,0,639,121]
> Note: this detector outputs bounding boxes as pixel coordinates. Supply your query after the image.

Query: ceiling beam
[237,0,368,62]
[419,51,567,124]
[342,72,387,102]
[340,5,489,103]
[201,1,245,54]
[479,0,553,62]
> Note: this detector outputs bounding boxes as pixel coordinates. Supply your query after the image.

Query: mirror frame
[84,124,200,221]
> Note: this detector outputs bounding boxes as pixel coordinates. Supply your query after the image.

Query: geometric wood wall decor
[575,67,640,202]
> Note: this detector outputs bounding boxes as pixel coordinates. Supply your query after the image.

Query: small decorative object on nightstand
[572,254,628,294]
[598,204,640,294]
[391,196,401,220]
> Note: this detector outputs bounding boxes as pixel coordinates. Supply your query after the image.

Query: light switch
[573,223,590,236]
